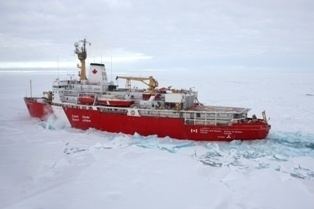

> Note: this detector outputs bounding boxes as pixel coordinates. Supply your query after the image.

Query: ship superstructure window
[234,114,241,118]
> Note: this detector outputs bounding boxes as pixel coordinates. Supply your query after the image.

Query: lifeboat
[78,95,94,105]
[96,97,134,107]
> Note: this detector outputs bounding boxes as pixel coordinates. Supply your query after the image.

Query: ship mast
[74,38,91,81]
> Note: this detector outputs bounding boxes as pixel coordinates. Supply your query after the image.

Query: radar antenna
[74,38,91,81]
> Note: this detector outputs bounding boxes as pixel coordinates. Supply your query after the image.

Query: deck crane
[116,76,159,91]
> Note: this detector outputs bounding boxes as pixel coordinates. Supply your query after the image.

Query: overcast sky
[0,0,313,71]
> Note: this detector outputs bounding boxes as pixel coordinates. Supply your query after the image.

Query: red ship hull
[24,98,270,141]
[63,107,269,141]
[24,97,53,120]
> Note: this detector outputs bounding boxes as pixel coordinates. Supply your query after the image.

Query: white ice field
[0,69,314,209]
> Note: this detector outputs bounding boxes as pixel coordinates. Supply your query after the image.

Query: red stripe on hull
[63,107,270,141]
[24,97,52,120]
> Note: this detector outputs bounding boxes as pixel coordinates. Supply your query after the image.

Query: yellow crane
[116,76,159,91]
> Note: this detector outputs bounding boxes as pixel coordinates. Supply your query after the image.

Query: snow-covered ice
[0,69,314,209]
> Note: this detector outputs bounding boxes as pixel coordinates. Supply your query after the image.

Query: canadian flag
[92,69,97,74]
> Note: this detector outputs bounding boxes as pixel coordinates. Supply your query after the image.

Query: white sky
[0,0,313,70]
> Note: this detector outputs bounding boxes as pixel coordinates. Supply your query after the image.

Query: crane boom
[116,76,158,91]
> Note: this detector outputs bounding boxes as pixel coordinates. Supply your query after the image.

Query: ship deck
[192,105,250,114]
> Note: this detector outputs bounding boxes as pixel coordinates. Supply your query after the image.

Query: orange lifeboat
[96,97,134,107]
[78,95,94,105]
